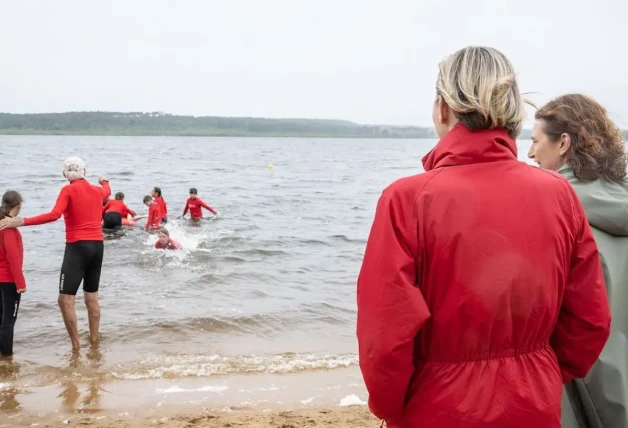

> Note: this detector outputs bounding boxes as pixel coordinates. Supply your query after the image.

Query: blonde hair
[436,46,525,139]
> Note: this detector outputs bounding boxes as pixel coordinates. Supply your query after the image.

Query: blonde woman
[357,46,611,427]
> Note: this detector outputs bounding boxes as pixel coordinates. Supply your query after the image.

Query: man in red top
[181,188,218,221]
[155,228,182,250]
[102,192,136,229]
[151,187,168,225]
[0,157,111,351]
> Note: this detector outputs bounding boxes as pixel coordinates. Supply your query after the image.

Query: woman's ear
[559,133,572,156]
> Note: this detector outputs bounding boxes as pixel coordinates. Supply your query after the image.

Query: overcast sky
[1,0,626,127]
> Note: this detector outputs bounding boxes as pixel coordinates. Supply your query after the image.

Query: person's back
[357,47,611,428]
[390,126,607,426]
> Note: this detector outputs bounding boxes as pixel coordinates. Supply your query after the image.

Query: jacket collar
[422,123,518,171]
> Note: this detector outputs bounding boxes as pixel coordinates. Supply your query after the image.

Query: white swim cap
[63,156,86,181]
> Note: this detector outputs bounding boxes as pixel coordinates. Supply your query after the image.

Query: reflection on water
[0,359,21,413]
[58,345,106,414]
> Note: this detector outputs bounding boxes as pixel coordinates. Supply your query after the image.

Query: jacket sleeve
[182,200,189,216]
[356,186,430,421]
[552,196,611,383]
[199,199,217,215]
[23,187,69,226]
[0,230,26,291]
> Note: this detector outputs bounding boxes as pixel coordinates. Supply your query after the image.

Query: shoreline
[10,406,377,427]
[0,367,372,426]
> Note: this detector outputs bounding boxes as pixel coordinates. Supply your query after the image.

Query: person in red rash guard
[180,188,217,221]
[0,157,112,351]
[151,187,168,225]
[102,192,136,229]
[155,228,182,250]
[0,191,27,357]
[140,195,162,232]
[356,47,611,428]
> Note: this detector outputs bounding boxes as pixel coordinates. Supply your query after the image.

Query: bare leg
[84,292,100,345]
[58,294,81,350]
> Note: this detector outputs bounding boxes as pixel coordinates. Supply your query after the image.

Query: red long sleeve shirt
[23,179,111,243]
[155,196,168,218]
[145,203,162,231]
[103,199,136,219]
[0,227,26,291]
[183,197,216,219]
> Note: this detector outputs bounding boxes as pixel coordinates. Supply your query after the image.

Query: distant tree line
[0,111,438,138]
[0,112,625,140]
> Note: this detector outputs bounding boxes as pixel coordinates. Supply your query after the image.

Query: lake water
[0,135,535,421]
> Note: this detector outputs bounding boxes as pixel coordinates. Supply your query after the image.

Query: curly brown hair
[535,94,626,182]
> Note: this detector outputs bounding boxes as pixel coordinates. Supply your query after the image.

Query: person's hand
[18,288,26,294]
[0,217,22,230]
[178,215,184,219]
[98,176,108,184]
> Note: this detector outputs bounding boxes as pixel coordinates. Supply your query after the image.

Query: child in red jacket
[135,195,162,232]
[151,187,168,225]
[180,188,218,221]
[0,191,27,357]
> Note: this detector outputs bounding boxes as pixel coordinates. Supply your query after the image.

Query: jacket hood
[422,123,518,171]
[558,164,628,236]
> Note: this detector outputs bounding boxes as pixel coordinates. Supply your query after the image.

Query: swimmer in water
[180,188,218,221]
[0,157,110,351]
[155,228,182,250]
[102,192,135,229]
[151,187,168,225]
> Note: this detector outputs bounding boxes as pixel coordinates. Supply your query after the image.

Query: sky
[1,0,627,127]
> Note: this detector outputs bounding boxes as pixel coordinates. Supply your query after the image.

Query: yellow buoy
[267,163,274,169]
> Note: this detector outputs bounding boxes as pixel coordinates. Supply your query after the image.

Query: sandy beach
[11,407,378,427]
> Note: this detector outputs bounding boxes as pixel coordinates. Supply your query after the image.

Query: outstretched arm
[23,187,70,227]
[199,199,217,215]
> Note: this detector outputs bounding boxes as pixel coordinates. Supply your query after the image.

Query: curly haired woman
[529,94,628,428]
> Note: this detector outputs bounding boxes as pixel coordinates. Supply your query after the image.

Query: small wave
[111,352,358,380]
[330,234,365,244]
[156,385,228,394]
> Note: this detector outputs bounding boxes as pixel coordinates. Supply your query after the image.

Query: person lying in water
[155,228,182,250]
[102,192,135,229]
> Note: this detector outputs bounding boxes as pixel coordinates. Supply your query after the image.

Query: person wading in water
[0,157,111,351]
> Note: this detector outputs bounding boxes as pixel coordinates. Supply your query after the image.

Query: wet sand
[0,367,374,427]
[15,407,378,427]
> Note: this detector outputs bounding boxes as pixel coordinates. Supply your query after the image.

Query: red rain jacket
[357,124,611,428]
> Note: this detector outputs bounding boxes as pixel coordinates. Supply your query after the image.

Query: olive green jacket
[559,164,628,428]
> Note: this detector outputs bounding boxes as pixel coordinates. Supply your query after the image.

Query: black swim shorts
[103,212,122,229]
[59,241,104,295]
